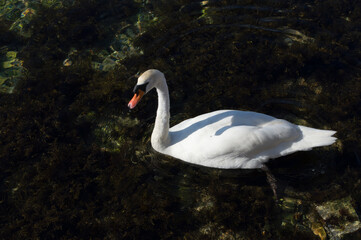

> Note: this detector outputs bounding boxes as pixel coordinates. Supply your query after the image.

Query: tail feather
[297,126,337,150]
[248,125,337,168]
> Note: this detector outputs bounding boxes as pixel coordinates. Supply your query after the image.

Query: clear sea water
[0,0,360,239]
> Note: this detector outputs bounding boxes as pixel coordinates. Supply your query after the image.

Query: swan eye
[133,82,149,94]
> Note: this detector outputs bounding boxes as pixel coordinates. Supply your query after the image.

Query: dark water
[1,0,361,239]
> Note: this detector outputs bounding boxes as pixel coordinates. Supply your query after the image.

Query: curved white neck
[151,78,170,151]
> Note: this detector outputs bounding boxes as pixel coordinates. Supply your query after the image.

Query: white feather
[130,70,337,169]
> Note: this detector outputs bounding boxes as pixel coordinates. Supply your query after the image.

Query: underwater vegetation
[0,49,23,93]
[0,0,361,239]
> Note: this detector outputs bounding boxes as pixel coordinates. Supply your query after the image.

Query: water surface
[0,0,360,239]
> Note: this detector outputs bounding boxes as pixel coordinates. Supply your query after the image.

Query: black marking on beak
[133,82,149,94]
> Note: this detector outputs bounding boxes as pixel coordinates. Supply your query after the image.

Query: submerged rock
[280,27,315,46]
[315,196,361,240]
[277,194,361,240]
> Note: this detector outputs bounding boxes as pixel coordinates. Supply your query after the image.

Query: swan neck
[151,78,170,150]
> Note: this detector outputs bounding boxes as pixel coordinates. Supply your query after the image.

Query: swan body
[128,69,336,169]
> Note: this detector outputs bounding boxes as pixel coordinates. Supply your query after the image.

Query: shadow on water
[1,0,361,239]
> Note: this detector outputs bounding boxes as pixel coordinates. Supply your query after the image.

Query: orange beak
[128,90,145,109]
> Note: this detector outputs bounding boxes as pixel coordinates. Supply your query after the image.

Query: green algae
[0,49,23,93]
[1,0,361,239]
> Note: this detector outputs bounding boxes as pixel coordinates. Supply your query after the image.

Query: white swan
[128,69,336,169]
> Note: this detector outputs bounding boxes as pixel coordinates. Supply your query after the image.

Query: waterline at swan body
[128,69,337,169]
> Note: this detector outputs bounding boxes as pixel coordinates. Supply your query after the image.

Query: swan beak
[128,90,145,109]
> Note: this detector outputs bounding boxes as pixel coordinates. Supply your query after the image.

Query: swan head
[128,69,164,109]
